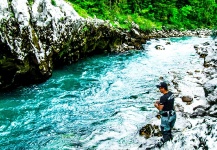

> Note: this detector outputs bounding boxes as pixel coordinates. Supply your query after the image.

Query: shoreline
[0,14,214,91]
[139,37,217,149]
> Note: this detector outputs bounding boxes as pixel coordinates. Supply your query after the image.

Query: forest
[67,0,217,30]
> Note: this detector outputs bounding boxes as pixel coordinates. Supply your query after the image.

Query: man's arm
[154,101,164,111]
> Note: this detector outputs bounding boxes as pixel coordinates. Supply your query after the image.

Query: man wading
[154,82,176,143]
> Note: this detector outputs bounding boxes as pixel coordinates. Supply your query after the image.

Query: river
[0,36,213,149]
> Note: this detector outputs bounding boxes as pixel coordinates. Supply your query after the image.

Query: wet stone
[194,44,200,50]
[139,124,162,139]
[187,71,193,75]
[182,96,193,102]
[155,45,165,50]
[165,41,171,45]
[203,42,210,46]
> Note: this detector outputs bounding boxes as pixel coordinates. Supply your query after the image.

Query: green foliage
[67,2,90,18]
[60,17,65,22]
[10,12,15,18]
[132,13,158,30]
[81,26,89,32]
[65,0,217,30]
[51,0,57,6]
[181,5,192,17]
[170,8,179,25]
[28,0,34,6]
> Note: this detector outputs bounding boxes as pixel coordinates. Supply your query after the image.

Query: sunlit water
[0,37,213,149]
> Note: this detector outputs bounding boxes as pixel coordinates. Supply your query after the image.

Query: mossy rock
[139,124,162,139]
[0,58,17,69]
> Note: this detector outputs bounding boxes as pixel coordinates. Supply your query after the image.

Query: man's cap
[156,82,168,88]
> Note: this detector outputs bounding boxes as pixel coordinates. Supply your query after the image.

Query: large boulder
[204,78,217,97]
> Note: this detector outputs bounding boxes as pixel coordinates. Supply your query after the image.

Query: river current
[0,37,213,149]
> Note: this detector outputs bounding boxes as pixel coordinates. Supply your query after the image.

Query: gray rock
[208,105,217,117]
[187,71,193,75]
[171,118,217,150]
[193,105,210,111]
[165,41,171,45]
[195,69,201,73]
[194,44,200,50]
[175,104,184,112]
[175,112,192,130]
[197,48,208,58]
[204,78,217,96]
[207,89,217,104]
[190,108,206,118]
[159,76,164,80]
[128,46,135,50]
[203,42,210,46]
[131,28,140,38]
[131,22,140,29]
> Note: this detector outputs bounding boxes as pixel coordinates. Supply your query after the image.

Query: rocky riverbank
[139,38,217,149]
[0,0,215,91]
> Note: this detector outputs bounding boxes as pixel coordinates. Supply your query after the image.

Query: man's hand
[154,100,160,108]
[154,100,164,110]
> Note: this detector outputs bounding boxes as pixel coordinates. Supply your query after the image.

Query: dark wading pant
[160,113,176,142]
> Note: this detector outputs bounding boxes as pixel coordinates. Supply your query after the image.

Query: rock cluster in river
[171,43,217,148]
[193,40,217,117]
[0,0,215,90]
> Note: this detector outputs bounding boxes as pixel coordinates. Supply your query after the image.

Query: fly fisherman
[154,82,176,143]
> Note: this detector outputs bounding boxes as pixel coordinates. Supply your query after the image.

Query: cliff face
[0,0,78,89]
[0,0,128,90]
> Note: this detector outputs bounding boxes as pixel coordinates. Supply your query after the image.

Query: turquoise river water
[0,37,213,149]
